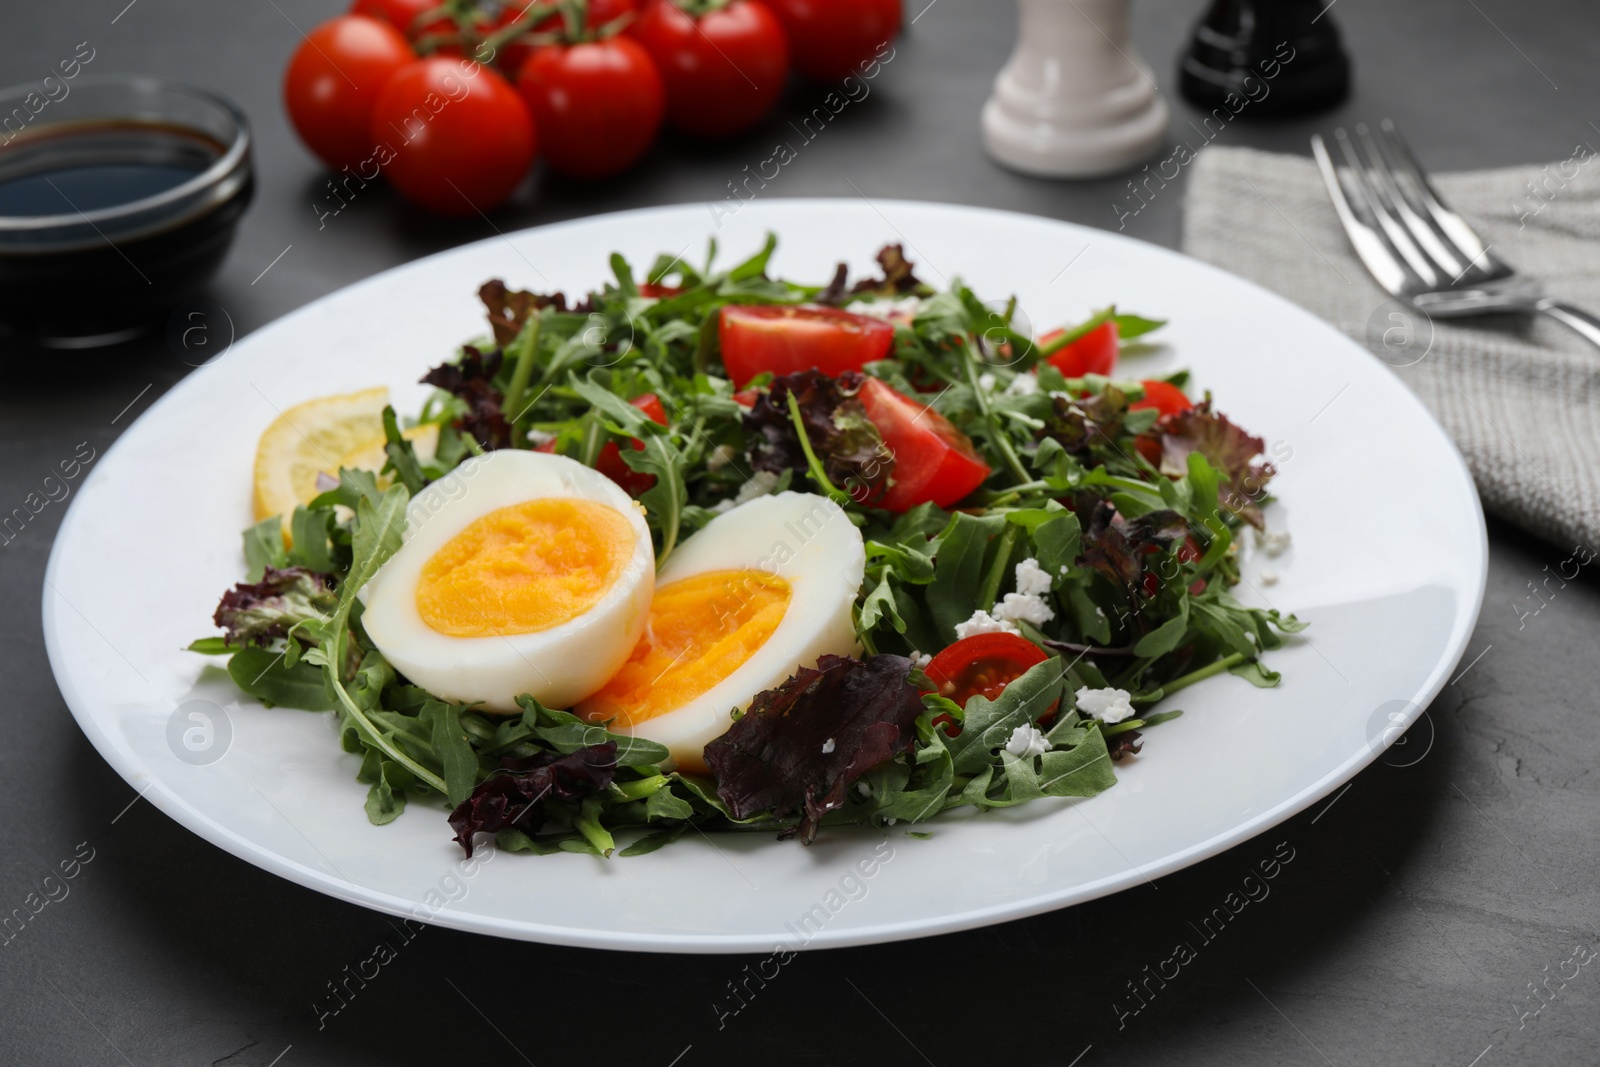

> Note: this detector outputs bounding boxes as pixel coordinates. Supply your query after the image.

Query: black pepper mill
[1178,0,1351,118]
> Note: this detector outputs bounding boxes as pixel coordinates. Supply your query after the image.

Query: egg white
[620,491,866,767]
[361,449,655,712]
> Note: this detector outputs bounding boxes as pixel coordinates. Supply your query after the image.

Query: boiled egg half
[577,491,866,770]
[361,449,655,711]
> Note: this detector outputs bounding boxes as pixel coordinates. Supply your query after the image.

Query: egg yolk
[577,570,792,727]
[416,498,635,637]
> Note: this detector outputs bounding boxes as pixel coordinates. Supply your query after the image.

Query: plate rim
[43,196,1489,953]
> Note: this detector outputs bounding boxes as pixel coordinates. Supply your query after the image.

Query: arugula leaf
[945,657,1066,776]
[926,512,1007,640]
[227,646,332,711]
[242,517,287,581]
[380,406,427,495]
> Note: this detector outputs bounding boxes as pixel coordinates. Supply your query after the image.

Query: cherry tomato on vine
[756,0,900,82]
[369,57,537,215]
[718,304,894,386]
[517,36,664,178]
[350,0,453,40]
[631,0,789,138]
[493,0,641,73]
[925,632,1055,729]
[284,16,415,171]
[1042,320,1119,378]
[1130,380,1193,418]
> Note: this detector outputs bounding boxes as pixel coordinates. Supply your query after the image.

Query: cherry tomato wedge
[1042,320,1119,378]
[718,304,895,387]
[1131,380,1193,417]
[925,633,1055,727]
[856,377,990,512]
[284,16,415,171]
[595,393,670,495]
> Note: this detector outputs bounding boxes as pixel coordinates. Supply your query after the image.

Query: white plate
[43,199,1486,953]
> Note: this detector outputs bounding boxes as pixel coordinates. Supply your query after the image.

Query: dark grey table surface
[5,1,1599,1064]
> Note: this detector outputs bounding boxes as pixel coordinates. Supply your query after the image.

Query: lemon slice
[252,387,390,525]
[333,422,441,485]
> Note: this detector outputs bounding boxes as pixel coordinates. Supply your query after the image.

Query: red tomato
[492,0,639,77]
[1131,380,1193,418]
[517,37,663,179]
[595,393,670,495]
[369,57,536,216]
[631,0,789,138]
[857,377,990,512]
[925,632,1054,727]
[731,388,761,408]
[756,0,900,82]
[1042,320,1119,378]
[284,16,415,171]
[718,305,894,386]
[1134,434,1162,467]
[350,0,452,39]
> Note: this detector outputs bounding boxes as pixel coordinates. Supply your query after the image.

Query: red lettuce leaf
[703,654,923,844]
[478,279,582,347]
[212,566,336,648]
[448,744,617,856]
[420,346,513,451]
[743,370,893,506]
[1154,401,1276,528]
[1075,493,1188,596]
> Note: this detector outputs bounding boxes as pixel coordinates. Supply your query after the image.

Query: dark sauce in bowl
[0,79,253,349]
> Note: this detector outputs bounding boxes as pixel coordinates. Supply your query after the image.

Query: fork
[1310,119,1600,350]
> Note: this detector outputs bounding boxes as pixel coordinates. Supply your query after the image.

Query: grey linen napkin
[1182,144,1600,552]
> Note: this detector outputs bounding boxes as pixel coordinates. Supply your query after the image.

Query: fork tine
[1334,127,1442,288]
[1378,119,1500,276]
[1355,123,1470,282]
[1310,133,1414,298]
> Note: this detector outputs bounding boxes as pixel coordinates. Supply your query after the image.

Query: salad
[193,237,1302,858]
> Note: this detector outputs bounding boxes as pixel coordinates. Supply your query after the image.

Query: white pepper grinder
[982,0,1168,179]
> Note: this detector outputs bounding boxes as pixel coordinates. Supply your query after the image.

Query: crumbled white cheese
[821,737,836,754]
[856,780,873,798]
[1076,686,1136,724]
[909,650,932,670]
[1260,569,1279,587]
[1048,390,1074,403]
[707,443,739,472]
[851,296,922,320]
[1014,557,1053,596]
[954,609,1020,639]
[526,428,556,446]
[1257,528,1292,558]
[1004,373,1041,397]
[1094,606,1107,619]
[1005,723,1052,758]
[977,372,998,392]
[710,469,780,512]
[994,591,1055,628]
